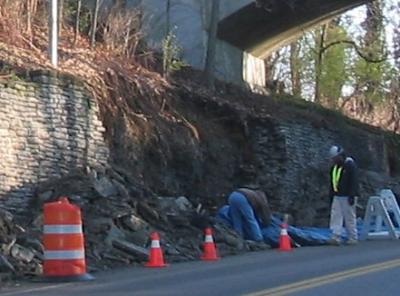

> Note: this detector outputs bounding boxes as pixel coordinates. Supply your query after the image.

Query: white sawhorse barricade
[360,189,400,240]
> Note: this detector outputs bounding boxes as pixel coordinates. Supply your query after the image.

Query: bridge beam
[218,0,371,59]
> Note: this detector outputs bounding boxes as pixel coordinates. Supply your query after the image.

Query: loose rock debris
[0,167,269,284]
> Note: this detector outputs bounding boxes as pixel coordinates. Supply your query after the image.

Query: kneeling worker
[228,188,271,242]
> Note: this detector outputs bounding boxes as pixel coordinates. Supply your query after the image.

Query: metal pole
[50,0,58,67]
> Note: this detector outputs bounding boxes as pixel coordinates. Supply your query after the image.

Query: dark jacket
[237,188,271,226]
[329,157,359,198]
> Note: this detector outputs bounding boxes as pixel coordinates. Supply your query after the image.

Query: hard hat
[329,145,344,158]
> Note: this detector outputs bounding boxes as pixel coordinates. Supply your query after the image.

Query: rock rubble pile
[0,167,269,284]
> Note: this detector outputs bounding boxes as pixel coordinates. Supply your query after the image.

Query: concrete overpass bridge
[218,0,371,59]
[127,0,371,89]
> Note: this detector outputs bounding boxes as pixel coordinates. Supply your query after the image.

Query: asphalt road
[2,240,400,296]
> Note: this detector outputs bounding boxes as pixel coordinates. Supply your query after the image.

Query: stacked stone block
[0,72,109,211]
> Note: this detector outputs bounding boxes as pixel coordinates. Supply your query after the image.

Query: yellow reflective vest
[332,165,343,193]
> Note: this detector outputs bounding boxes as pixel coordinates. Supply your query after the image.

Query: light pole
[49,0,58,67]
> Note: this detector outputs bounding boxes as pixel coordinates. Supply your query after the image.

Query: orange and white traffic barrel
[43,197,93,281]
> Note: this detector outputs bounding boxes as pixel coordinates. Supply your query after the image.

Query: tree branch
[321,40,387,63]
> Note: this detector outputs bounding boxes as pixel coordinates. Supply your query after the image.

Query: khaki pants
[330,196,357,240]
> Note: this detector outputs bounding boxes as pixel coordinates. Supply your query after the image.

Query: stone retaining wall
[0,72,109,211]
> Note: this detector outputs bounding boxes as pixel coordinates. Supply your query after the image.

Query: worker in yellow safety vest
[328,145,359,246]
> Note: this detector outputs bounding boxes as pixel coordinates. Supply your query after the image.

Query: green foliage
[319,25,350,105]
[352,57,396,103]
[274,0,400,112]
[288,27,349,104]
[162,28,187,77]
[349,0,393,104]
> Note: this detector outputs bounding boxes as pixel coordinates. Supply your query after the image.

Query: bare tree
[289,41,301,97]
[27,0,32,35]
[313,24,327,104]
[91,0,100,48]
[101,2,143,57]
[58,0,64,35]
[26,0,38,36]
[74,0,82,46]
[166,0,171,36]
[392,2,400,70]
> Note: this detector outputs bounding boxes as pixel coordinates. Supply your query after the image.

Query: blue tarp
[217,205,360,248]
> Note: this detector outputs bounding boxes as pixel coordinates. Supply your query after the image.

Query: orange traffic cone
[201,228,220,261]
[145,232,168,268]
[279,223,292,252]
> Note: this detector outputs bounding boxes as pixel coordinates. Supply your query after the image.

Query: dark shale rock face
[248,117,392,226]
